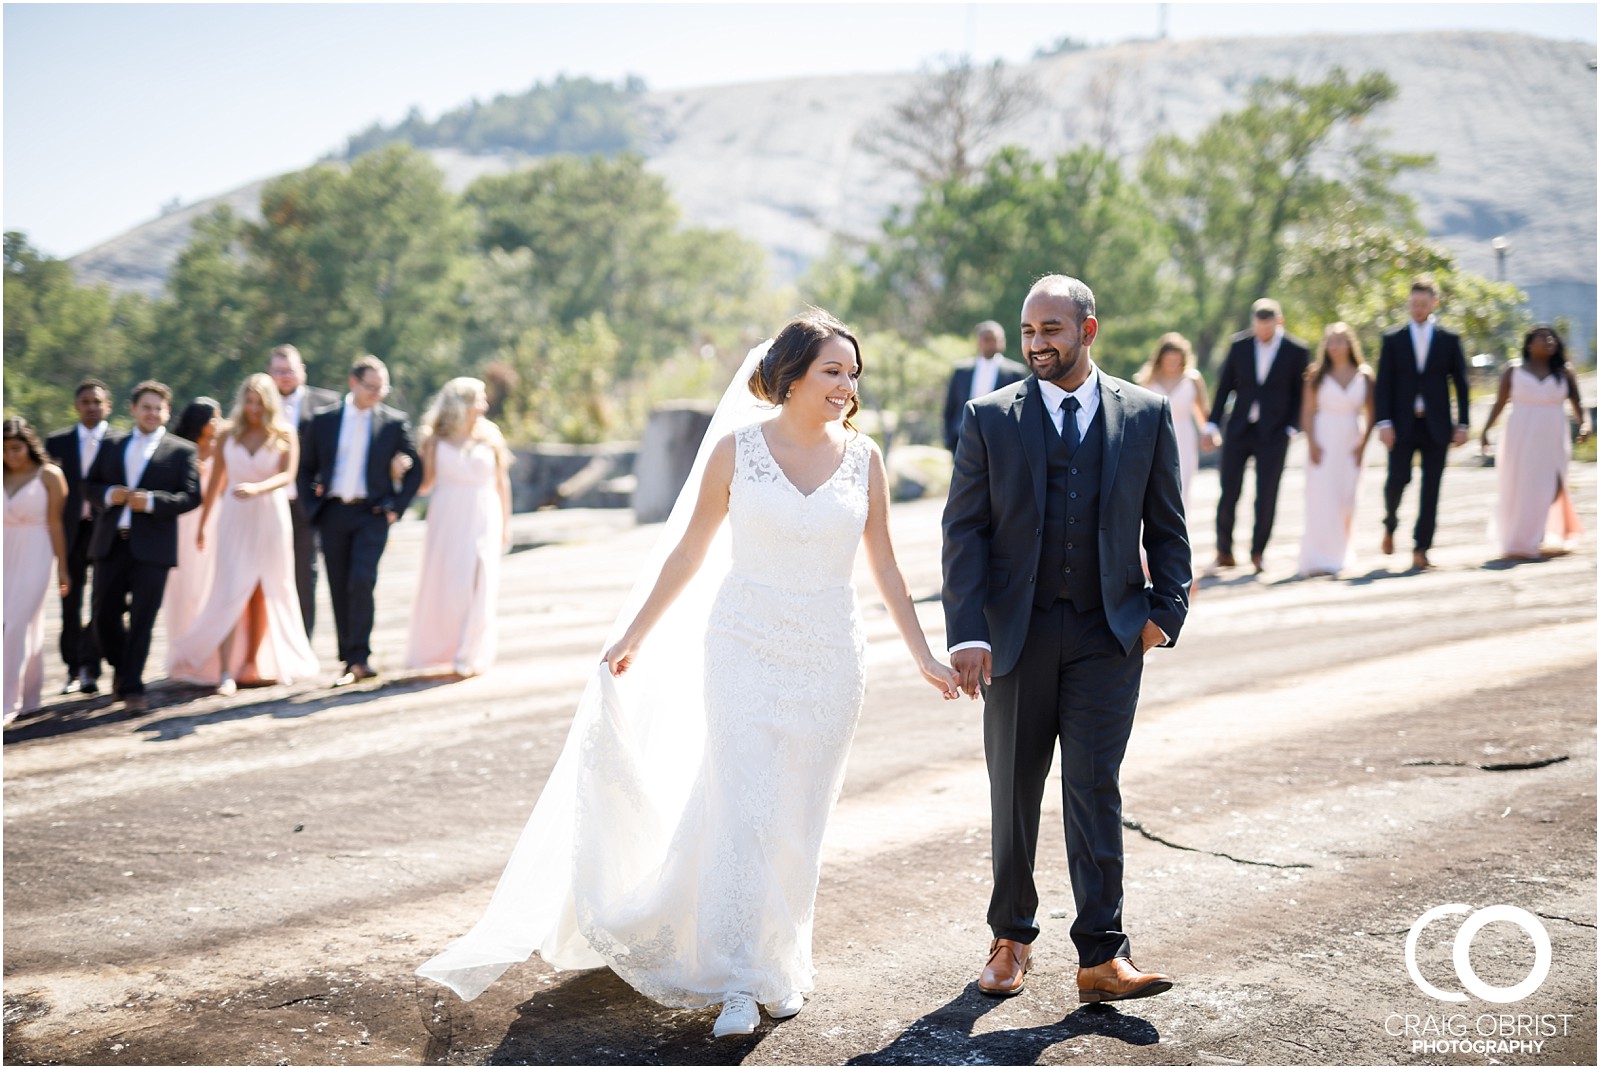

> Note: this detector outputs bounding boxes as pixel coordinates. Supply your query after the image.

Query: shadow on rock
[846,982,1160,1065]
[133,676,460,742]
[428,968,770,1066]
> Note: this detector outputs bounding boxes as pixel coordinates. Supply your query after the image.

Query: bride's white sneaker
[712,993,760,1037]
[762,992,805,1019]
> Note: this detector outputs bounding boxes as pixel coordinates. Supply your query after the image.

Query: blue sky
[4,2,1595,259]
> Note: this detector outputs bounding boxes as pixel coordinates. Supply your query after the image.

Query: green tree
[145,206,262,406]
[463,154,768,374]
[344,75,644,159]
[3,232,150,427]
[245,145,475,409]
[1140,69,1431,370]
[837,145,1168,377]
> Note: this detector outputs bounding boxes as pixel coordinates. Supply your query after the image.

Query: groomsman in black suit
[1205,298,1310,573]
[298,355,421,686]
[944,321,1029,452]
[84,381,202,712]
[944,274,1190,1005]
[268,344,341,637]
[1374,276,1470,571]
[45,379,113,695]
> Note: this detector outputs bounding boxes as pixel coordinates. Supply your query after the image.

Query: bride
[418,310,959,1037]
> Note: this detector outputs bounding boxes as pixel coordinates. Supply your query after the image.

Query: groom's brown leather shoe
[978,938,1031,996]
[1077,957,1173,1003]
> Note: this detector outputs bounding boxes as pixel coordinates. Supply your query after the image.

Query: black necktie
[1062,396,1081,455]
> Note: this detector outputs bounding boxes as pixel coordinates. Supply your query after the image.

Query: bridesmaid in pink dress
[1135,332,1215,516]
[168,375,319,693]
[404,378,512,677]
[4,418,70,719]
[1297,323,1376,577]
[163,398,222,674]
[1480,326,1591,559]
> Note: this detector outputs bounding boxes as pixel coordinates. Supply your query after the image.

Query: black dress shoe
[79,669,99,695]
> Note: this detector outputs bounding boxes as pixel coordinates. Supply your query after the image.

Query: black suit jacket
[45,423,107,555]
[944,357,1029,451]
[293,386,342,432]
[1208,331,1310,439]
[297,402,422,522]
[1374,321,1470,443]
[83,431,202,567]
[942,373,1191,675]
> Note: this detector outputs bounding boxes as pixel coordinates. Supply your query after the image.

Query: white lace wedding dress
[419,345,873,1009]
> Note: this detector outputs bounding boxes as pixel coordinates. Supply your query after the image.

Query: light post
[1491,235,1511,282]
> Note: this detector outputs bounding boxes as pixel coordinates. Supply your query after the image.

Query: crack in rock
[266,994,330,1009]
[1401,755,1570,771]
[1121,819,1312,869]
[1537,912,1597,929]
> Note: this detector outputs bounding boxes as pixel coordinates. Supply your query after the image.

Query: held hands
[919,658,961,700]
[390,454,414,482]
[950,647,991,700]
[1451,426,1470,447]
[1378,425,1396,451]
[108,486,131,506]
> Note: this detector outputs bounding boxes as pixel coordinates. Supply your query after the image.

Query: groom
[943,274,1190,1004]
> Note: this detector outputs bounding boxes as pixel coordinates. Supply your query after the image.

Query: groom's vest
[1033,400,1105,612]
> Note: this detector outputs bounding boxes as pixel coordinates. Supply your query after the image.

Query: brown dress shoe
[1250,553,1265,574]
[122,694,149,713]
[1412,550,1432,571]
[978,938,1031,996]
[1077,957,1173,1003]
[1213,552,1236,568]
[1381,531,1395,555]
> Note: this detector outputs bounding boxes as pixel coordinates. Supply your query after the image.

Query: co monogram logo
[1406,904,1552,1004]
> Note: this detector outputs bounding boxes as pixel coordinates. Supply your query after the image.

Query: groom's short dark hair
[1027,275,1096,323]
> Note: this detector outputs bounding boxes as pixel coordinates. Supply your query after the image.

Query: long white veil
[417,341,777,1002]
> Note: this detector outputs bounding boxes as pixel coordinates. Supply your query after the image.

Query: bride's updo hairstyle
[748,309,863,429]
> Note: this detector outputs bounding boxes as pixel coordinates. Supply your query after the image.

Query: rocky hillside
[69,31,1596,336]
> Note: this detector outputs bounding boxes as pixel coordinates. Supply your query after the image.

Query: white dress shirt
[108,426,166,529]
[77,421,106,519]
[969,354,1003,401]
[281,386,305,500]
[329,396,374,502]
[1037,363,1101,438]
[1248,326,1284,424]
[1409,315,1435,416]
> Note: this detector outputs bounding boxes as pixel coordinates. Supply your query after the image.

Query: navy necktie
[1062,396,1081,455]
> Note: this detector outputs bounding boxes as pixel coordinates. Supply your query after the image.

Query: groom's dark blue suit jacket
[942,373,1191,677]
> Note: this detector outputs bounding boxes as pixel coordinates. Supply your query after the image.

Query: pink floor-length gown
[167,438,319,685]
[163,455,221,674]
[1297,373,1368,576]
[404,438,502,675]
[4,475,55,716]
[1493,366,1583,557]
[1148,375,1201,515]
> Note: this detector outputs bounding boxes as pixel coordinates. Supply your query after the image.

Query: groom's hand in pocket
[1140,619,1168,653]
[950,648,991,699]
